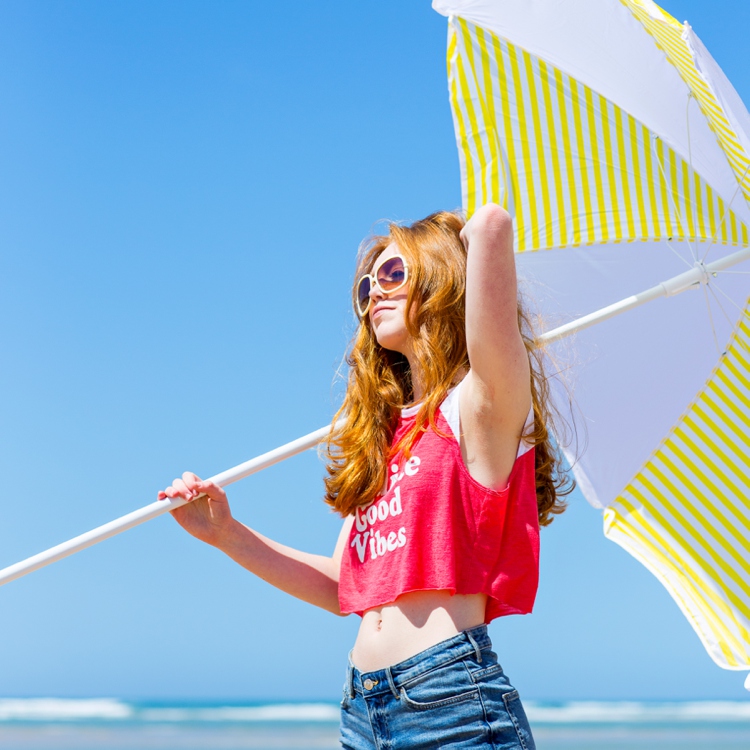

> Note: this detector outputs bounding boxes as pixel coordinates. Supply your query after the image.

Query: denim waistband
[346,625,491,700]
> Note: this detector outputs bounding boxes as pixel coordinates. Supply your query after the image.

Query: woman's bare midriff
[350,590,488,672]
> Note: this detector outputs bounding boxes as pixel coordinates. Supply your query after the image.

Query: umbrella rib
[666,239,695,269]
[710,277,748,317]
[702,283,723,356]
[707,280,741,333]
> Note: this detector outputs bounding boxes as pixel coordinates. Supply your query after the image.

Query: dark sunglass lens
[357,276,371,312]
[377,257,406,290]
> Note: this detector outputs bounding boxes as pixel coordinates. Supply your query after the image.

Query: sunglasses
[356,254,410,317]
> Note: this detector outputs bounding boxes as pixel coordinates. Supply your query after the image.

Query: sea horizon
[0,697,748,749]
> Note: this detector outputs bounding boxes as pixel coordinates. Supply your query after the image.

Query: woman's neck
[406,353,424,403]
[407,364,469,407]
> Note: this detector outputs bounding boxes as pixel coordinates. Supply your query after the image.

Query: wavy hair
[324,210,573,526]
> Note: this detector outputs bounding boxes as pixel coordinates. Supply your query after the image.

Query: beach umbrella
[432,0,750,686]
[1,0,747,693]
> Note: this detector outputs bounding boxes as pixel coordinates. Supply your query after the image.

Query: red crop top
[337,381,539,622]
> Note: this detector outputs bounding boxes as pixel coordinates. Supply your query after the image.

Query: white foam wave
[526,701,750,723]
[0,698,132,721]
[2,699,748,725]
[140,703,340,723]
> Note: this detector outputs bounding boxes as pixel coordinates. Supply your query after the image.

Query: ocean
[0,698,748,749]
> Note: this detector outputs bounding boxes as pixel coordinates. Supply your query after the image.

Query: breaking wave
[526,701,750,723]
[0,698,132,721]
[0,698,748,724]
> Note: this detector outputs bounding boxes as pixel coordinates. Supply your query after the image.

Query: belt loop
[466,629,483,663]
[347,663,356,699]
[385,666,400,699]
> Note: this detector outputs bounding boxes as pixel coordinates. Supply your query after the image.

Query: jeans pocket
[502,689,536,750]
[400,684,480,711]
[399,660,480,712]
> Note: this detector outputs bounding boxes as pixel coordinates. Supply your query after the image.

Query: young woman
[158,203,570,749]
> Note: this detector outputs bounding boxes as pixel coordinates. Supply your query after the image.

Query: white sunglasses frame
[356,254,410,318]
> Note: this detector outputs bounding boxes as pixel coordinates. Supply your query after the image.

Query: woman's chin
[374,329,409,355]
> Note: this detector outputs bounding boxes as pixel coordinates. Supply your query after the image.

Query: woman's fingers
[157,472,228,504]
[195,480,228,503]
[172,478,193,499]
[158,476,202,502]
[157,469,228,518]
[177,471,227,502]
[182,472,203,495]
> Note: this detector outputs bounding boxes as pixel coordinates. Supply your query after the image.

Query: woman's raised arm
[458,203,532,488]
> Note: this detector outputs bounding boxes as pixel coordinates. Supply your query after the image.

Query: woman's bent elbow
[324,600,350,617]
[474,203,513,235]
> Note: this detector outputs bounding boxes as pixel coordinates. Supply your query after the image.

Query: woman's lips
[371,305,393,320]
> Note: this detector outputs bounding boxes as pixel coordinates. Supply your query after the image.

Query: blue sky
[0,0,748,702]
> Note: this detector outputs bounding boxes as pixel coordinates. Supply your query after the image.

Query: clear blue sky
[0,0,748,702]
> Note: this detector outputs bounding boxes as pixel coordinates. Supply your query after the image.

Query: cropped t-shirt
[338,381,540,622]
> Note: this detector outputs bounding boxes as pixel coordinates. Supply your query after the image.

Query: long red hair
[324,211,573,525]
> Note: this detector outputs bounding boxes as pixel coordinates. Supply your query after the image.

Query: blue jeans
[340,625,535,749]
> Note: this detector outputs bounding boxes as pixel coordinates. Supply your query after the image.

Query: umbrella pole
[538,245,750,344]
[1,246,747,588]
[0,423,336,587]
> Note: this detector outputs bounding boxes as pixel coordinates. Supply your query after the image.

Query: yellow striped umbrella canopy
[433,0,750,681]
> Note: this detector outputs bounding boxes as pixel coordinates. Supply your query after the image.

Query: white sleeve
[438,380,463,441]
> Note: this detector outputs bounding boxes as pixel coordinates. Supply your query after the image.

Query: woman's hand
[158,472,234,547]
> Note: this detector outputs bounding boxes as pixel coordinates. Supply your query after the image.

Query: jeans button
[363,679,376,690]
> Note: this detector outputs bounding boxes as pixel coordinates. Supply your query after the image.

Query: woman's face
[368,242,412,356]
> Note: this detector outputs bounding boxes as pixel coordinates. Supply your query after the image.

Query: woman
[158,203,570,749]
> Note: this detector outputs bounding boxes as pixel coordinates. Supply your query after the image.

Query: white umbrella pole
[538,246,750,344]
[0,246,747,588]
[0,423,337,587]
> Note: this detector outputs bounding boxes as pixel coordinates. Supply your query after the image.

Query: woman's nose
[369,280,385,301]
